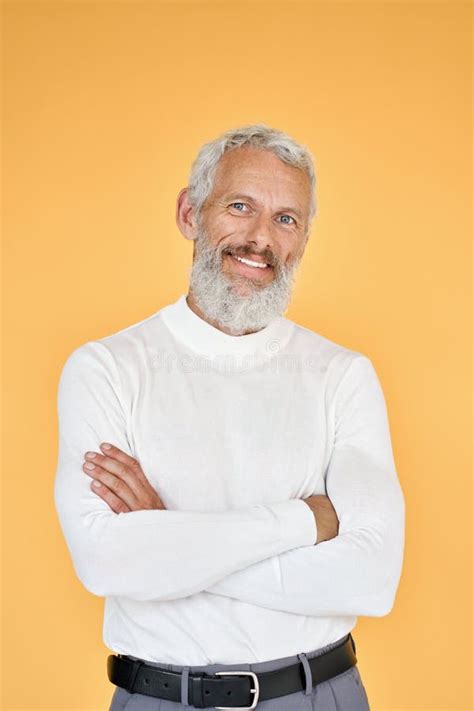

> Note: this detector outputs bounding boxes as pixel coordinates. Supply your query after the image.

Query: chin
[223,270,271,293]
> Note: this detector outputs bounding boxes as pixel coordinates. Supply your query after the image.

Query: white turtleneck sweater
[53,293,405,665]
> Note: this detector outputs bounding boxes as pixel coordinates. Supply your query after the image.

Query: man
[54,123,405,711]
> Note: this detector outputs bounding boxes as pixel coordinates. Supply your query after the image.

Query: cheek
[283,235,305,261]
[278,249,300,271]
[210,218,246,247]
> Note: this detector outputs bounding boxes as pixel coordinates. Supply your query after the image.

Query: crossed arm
[53,340,405,617]
[206,357,406,617]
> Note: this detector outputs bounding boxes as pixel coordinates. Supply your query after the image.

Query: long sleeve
[53,340,317,601]
[206,356,406,617]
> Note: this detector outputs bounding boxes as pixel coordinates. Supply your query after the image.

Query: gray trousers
[108,633,371,711]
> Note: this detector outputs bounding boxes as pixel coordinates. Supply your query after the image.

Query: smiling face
[176,145,313,335]
[198,146,312,291]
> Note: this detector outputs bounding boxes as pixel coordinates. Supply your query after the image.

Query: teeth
[233,255,268,269]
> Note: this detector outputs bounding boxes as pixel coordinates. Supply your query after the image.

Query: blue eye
[279,214,295,225]
[231,202,246,211]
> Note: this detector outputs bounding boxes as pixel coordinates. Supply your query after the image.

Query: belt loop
[181,666,190,706]
[128,659,144,692]
[297,652,313,695]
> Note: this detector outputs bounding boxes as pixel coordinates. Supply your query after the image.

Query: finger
[98,443,150,486]
[99,443,145,473]
[90,480,131,514]
[82,462,139,510]
[83,452,144,499]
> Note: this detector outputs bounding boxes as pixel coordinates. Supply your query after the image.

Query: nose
[244,212,275,253]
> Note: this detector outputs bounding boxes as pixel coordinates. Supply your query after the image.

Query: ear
[176,187,199,241]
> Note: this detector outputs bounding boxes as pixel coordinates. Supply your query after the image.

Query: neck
[185,291,264,337]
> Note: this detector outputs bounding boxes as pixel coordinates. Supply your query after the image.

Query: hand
[302,494,339,544]
[82,442,166,513]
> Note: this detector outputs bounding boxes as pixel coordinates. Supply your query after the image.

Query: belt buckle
[214,670,260,710]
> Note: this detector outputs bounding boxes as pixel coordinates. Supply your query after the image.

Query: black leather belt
[107,633,357,709]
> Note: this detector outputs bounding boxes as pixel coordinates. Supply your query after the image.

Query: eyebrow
[223,192,304,220]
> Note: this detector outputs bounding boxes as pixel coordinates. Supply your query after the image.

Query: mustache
[194,227,289,274]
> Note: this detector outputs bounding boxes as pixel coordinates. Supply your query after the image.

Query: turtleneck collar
[159,293,294,358]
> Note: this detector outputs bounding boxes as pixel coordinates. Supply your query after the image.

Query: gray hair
[187,123,317,232]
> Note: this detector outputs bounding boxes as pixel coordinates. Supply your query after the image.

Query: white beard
[187,225,301,335]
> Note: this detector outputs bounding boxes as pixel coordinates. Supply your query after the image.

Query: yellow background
[2,1,472,710]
